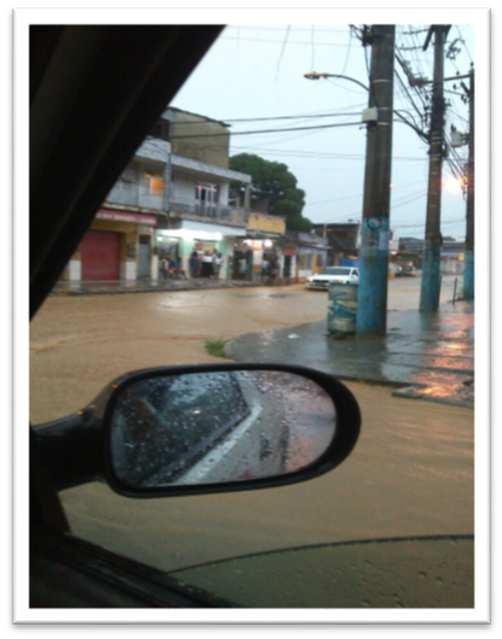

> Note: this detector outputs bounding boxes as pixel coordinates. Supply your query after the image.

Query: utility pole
[419,25,450,313]
[463,65,474,300]
[356,25,395,335]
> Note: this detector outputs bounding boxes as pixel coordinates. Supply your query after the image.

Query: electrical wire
[229,146,428,162]
[307,179,428,206]
[226,25,349,34]
[220,35,354,47]
[275,25,291,81]
[168,120,363,140]
[339,26,353,75]
[394,65,426,123]
[456,26,473,64]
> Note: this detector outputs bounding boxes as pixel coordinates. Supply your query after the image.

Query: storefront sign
[247,212,285,235]
[97,209,157,226]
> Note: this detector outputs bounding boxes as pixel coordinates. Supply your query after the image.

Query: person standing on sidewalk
[213,251,223,280]
[202,250,214,278]
[189,250,199,279]
[159,256,169,280]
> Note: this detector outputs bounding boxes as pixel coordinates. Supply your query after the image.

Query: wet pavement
[52,277,268,296]
[226,301,474,407]
[31,279,473,573]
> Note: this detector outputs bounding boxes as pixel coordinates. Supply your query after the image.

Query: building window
[195,183,219,203]
[195,183,219,215]
[146,174,165,195]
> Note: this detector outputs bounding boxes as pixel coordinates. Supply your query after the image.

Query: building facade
[230,212,287,282]
[292,232,329,281]
[313,222,360,266]
[441,240,465,275]
[63,107,253,284]
[63,137,171,285]
[152,107,252,280]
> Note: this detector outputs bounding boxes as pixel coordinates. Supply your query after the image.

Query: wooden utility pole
[356,25,395,335]
[419,25,450,313]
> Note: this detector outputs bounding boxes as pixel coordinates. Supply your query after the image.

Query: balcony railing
[106,181,164,211]
[170,201,248,227]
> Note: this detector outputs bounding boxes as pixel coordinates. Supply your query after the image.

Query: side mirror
[102,364,361,497]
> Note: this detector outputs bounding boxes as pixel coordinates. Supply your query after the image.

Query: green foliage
[229,153,312,231]
[205,339,228,358]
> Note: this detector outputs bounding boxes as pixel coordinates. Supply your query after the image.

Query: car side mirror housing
[101,364,361,498]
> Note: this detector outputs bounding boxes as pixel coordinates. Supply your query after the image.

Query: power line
[230,146,428,162]
[275,25,291,81]
[310,25,315,70]
[394,64,426,123]
[456,26,473,63]
[169,120,362,139]
[164,109,367,126]
[224,111,364,124]
[307,179,428,206]
[220,35,353,47]
[340,26,353,75]
[226,25,349,34]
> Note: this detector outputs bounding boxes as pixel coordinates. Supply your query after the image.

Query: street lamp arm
[304,71,369,93]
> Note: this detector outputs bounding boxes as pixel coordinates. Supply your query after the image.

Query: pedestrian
[160,256,169,280]
[270,258,279,283]
[213,251,223,279]
[168,256,178,278]
[202,251,214,278]
[189,250,199,279]
[261,257,270,282]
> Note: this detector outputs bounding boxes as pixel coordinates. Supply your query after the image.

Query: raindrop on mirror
[110,370,336,489]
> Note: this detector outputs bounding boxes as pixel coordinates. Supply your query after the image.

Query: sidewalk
[226,301,474,407]
[52,278,264,296]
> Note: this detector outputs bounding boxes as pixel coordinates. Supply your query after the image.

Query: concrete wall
[166,109,230,168]
[172,174,196,205]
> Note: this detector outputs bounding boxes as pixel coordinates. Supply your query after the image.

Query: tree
[229,153,311,232]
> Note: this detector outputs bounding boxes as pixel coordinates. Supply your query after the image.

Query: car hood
[170,535,473,608]
[310,274,350,281]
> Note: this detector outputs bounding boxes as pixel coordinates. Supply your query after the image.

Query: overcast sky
[173,24,474,240]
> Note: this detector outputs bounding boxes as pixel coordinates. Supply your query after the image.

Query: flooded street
[30,276,458,423]
[29,275,473,574]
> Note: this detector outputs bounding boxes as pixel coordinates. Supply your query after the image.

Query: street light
[304,70,427,140]
[303,71,369,93]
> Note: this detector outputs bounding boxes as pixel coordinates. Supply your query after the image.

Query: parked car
[306,266,359,290]
[396,262,417,277]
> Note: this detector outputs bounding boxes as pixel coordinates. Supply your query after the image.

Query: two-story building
[62,107,253,284]
[151,107,253,279]
[63,137,170,285]
[313,222,360,267]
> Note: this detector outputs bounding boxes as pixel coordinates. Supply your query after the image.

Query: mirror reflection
[110,370,336,488]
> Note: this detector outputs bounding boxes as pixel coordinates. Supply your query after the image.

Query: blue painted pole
[357,218,390,334]
[355,25,395,336]
[419,240,441,312]
[463,249,474,300]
